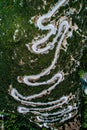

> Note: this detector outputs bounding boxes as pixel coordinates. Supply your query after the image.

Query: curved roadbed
[9,0,79,128]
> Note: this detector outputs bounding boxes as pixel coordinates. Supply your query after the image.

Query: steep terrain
[0,0,87,129]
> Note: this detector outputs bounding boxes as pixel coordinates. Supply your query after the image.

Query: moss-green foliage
[0,112,39,130]
[0,0,86,129]
[80,47,87,129]
[81,95,87,129]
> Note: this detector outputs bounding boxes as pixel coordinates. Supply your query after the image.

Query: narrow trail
[9,0,79,128]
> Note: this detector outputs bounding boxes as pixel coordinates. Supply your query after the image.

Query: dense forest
[0,0,87,129]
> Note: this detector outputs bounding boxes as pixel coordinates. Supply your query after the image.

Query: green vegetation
[79,47,87,129]
[0,112,40,130]
[0,0,86,129]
